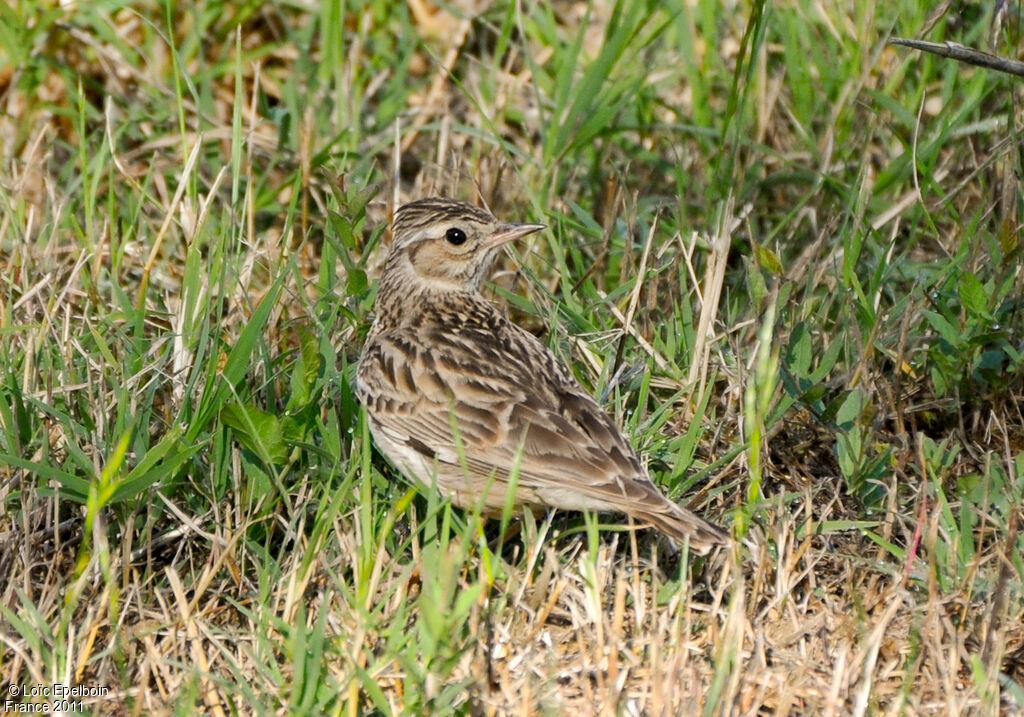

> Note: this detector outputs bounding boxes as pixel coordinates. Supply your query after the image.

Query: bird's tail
[632,500,730,555]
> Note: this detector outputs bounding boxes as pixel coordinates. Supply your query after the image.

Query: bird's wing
[357,319,671,515]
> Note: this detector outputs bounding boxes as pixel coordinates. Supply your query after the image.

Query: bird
[356,197,729,554]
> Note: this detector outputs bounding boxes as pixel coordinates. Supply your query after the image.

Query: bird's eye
[445,227,467,245]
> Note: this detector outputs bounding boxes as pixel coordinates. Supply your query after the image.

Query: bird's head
[386,198,545,292]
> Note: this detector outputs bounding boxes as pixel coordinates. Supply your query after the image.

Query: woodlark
[356,197,729,554]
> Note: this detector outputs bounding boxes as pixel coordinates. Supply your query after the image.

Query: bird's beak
[488,222,546,247]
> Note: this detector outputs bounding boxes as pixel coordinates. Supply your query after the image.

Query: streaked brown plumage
[356,197,729,553]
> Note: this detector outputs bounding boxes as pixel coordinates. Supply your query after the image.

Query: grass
[1,0,1023,713]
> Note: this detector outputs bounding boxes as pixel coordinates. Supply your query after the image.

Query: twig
[888,37,1024,78]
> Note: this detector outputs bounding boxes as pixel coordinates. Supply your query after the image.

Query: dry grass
[1,0,1023,714]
